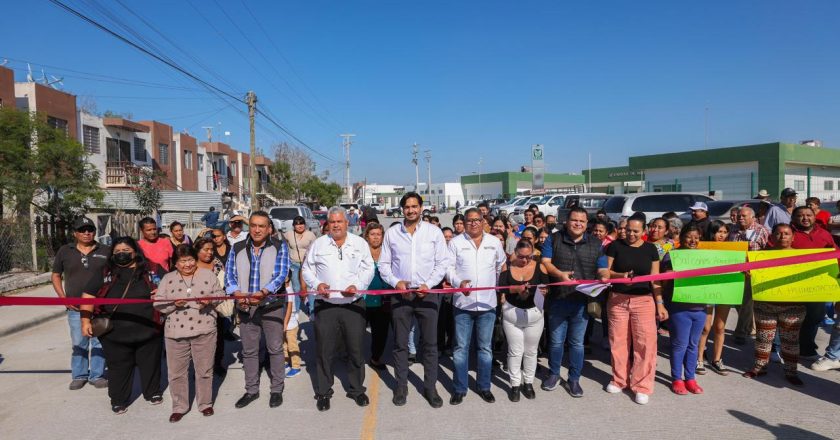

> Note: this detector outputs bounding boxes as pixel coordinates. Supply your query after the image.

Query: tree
[0,107,103,218]
[266,160,295,201]
[272,142,314,200]
[132,168,164,216]
[301,176,343,207]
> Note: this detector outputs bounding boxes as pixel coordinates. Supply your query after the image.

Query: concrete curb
[0,272,52,294]
[0,309,65,339]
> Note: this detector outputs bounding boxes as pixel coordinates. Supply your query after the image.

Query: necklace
[178,272,195,294]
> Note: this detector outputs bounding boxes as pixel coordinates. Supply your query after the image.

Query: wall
[14,82,78,139]
[642,161,758,199]
[174,133,198,191]
[140,121,176,190]
[0,66,15,108]
[784,164,840,201]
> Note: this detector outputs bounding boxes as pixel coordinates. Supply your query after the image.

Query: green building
[460,171,585,200]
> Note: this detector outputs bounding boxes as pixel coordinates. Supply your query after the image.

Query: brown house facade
[14,82,78,139]
[139,120,176,190]
[0,66,15,108]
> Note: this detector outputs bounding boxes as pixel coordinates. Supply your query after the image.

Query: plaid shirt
[224,238,290,307]
[728,222,770,251]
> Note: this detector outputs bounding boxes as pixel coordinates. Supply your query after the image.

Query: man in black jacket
[540,207,603,398]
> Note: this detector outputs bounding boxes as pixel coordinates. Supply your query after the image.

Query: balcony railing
[105,161,142,187]
[207,175,230,192]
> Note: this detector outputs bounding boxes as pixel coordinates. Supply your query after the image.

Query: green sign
[670,250,745,305]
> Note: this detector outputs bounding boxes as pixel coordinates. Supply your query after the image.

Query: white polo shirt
[447,232,507,311]
[301,233,374,304]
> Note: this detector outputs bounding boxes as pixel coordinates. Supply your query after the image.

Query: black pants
[214,316,226,369]
[314,299,367,397]
[800,302,825,356]
[437,297,455,351]
[100,334,162,406]
[392,295,439,393]
[366,306,391,362]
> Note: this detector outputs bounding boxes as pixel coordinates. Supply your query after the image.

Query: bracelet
[655,300,664,305]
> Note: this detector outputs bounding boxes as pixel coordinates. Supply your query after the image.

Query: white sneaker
[811,356,840,371]
[634,392,649,405]
[770,351,783,364]
[605,383,622,394]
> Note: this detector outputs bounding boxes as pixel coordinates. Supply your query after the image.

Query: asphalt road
[1,295,840,439]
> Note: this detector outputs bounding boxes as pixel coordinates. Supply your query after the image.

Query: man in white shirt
[302,207,375,412]
[379,192,452,408]
[446,208,507,405]
[226,214,248,245]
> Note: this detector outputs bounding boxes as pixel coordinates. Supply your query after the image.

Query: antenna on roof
[26,64,34,82]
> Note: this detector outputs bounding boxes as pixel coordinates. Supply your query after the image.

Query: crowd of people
[51,187,840,421]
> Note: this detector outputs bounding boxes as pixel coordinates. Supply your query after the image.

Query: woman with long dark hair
[79,236,163,414]
[696,220,732,375]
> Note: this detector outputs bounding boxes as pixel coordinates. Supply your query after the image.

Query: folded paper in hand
[575,283,610,298]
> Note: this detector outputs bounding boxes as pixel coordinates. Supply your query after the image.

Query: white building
[405,182,465,208]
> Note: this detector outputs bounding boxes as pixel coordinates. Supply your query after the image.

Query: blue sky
[3,1,840,185]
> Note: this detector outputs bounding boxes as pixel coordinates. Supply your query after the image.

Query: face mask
[546,223,557,231]
[113,252,134,266]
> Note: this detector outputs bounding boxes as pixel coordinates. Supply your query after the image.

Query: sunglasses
[81,255,89,269]
[77,227,95,234]
[212,234,224,238]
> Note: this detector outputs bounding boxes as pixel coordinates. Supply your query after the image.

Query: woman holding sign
[662,225,706,395]
[697,220,733,375]
[600,216,667,405]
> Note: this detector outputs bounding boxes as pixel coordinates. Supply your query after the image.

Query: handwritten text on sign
[749,248,840,302]
[671,250,745,305]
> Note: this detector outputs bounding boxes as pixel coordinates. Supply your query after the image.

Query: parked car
[556,193,610,223]
[603,192,715,223]
[511,195,549,222]
[368,203,385,214]
[491,196,527,217]
[312,210,328,226]
[533,195,567,217]
[268,205,321,235]
[677,199,767,224]
[386,206,403,217]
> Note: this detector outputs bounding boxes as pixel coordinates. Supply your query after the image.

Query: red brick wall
[140,120,176,190]
[178,133,198,191]
[0,67,14,109]
[33,83,78,139]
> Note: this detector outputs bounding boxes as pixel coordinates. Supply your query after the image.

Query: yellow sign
[749,248,840,302]
[698,241,749,252]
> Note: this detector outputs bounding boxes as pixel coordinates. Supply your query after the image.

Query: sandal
[741,369,767,379]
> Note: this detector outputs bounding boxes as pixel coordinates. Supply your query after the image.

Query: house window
[158,143,169,165]
[793,180,805,191]
[184,150,192,170]
[134,138,147,161]
[47,116,68,134]
[825,181,834,191]
[197,153,204,171]
[82,125,100,154]
[231,161,237,176]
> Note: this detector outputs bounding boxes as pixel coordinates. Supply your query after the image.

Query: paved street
[1,286,839,439]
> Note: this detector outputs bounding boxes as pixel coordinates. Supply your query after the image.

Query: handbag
[91,274,134,338]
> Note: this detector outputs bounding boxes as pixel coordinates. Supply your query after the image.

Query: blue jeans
[67,310,105,380]
[289,261,302,313]
[824,323,840,360]
[453,308,495,394]
[547,299,588,381]
[668,307,706,380]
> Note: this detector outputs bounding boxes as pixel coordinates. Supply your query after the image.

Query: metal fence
[0,219,35,273]
[645,172,755,200]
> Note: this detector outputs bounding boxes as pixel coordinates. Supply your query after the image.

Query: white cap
[689,202,708,211]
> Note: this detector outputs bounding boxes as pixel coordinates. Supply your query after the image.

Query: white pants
[502,302,545,386]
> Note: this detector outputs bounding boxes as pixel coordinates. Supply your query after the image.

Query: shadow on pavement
[728,409,832,439]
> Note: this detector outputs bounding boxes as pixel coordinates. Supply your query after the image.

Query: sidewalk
[0,284,65,338]
[0,271,52,293]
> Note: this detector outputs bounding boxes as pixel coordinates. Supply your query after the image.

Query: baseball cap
[780,188,798,197]
[756,189,769,198]
[72,216,95,231]
[689,202,708,212]
[229,215,246,223]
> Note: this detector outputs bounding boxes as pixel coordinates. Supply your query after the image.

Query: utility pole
[340,134,355,203]
[425,150,432,204]
[247,91,259,212]
[412,143,419,191]
[478,156,483,200]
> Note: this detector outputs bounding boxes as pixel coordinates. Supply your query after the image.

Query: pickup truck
[268,205,321,236]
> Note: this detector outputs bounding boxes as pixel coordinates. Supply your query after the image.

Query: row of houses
[0,65,276,224]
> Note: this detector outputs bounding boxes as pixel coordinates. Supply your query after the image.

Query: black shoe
[566,380,583,398]
[734,336,746,346]
[508,386,521,402]
[449,393,465,405]
[214,366,227,377]
[522,383,536,400]
[408,354,417,365]
[269,392,283,408]
[392,390,407,406]
[147,394,163,405]
[235,392,260,409]
[348,392,370,407]
[478,390,495,403]
[316,395,331,411]
[423,390,443,408]
[111,404,127,415]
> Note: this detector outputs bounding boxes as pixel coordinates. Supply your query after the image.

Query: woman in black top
[602,216,667,405]
[498,240,549,402]
[80,236,163,415]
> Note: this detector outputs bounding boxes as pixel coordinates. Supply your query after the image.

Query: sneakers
[286,368,302,378]
[685,379,704,394]
[770,351,784,364]
[147,394,163,405]
[823,317,836,326]
[696,361,707,375]
[709,359,729,376]
[634,392,649,405]
[566,380,583,398]
[811,356,840,371]
[69,379,87,390]
[605,383,623,394]
[111,405,127,415]
[89,378,108,389]
[541,374,560,391]
[671,379,687,395]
